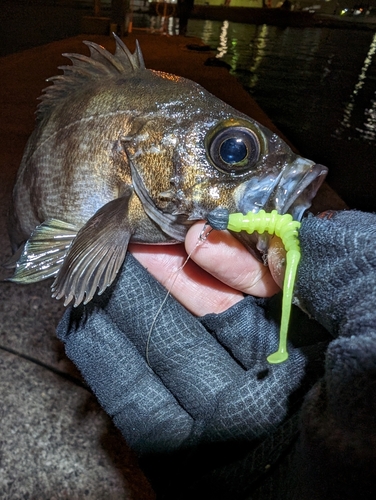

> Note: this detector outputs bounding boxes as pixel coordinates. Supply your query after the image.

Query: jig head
[207,208,301,364]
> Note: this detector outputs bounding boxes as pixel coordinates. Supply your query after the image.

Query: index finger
[185,222,281,298]
[129,242,244,316]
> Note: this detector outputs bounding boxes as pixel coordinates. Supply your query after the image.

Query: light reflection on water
[338,32,376,141]
[188,19,376,143]
[186,19,376,211]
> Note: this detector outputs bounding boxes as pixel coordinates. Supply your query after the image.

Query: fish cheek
[122,127,176,208]
[198,181,240,215]
[138,152,174,202]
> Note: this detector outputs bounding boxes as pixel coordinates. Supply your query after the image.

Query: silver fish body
[9,36,327,306]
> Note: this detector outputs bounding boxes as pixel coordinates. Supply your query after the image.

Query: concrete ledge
[81,15,110,35]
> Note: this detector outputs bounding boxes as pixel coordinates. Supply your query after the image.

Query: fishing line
[146,223,213,367]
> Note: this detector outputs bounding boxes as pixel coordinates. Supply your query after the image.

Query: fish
[8,35,328,307]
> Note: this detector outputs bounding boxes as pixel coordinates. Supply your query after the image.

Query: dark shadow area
[0,0,87,56]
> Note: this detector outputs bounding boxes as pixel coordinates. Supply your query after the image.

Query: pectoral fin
[3,244,26,270]
[51,190,134,307]
[8,219,79,283]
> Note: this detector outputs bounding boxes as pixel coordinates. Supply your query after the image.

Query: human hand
[56,213,332,458]
[56,230,311,456]
[56,211,376,499]
[129,221,281,316]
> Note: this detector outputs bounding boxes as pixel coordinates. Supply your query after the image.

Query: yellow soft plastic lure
[207,209,301,364]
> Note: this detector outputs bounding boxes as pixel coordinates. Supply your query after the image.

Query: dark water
[186,19,376,212]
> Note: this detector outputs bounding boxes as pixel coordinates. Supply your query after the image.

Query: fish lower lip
[235,160,328,220]
[231,161,328,258]
[280,163,328,220]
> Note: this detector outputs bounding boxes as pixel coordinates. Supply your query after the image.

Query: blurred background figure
[111,0,130,37]
[177,0,194,35]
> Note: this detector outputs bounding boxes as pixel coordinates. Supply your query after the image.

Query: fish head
[183,115,327,220]
[124,83,327,252]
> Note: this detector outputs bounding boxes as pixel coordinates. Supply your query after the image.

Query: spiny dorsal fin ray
[37,35,146,119]
[115,36,145,70]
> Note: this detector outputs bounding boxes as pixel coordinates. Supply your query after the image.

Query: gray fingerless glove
[296,210,376,338]
[56,210,376,499]
[57,254,315,455]
[293,211,376,500]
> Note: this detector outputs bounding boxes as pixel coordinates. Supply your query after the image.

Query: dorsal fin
[37,34,146,119]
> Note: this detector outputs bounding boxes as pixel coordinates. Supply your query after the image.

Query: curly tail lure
[207,209,301,364]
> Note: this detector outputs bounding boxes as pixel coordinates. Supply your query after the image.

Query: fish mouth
[236,158,328,221]
[273,160,328,220]
[234,158,328,256]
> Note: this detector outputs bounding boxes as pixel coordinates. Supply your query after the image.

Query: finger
[95,254,246,419]
[129,243,244,316]
[266,235,286,289]
[57,305,194,454]
[185,222,281,297]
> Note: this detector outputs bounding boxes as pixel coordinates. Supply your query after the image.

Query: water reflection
[217,20,229,59]
[187,19,376,144]
[337,32,376,141]
[362,102,376,141]
[185,19,376,210]
[149,15,180,35]
[248,25,269,87]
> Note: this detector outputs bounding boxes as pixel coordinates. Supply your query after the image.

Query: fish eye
[220,137,248,165]
[206,121,262,175]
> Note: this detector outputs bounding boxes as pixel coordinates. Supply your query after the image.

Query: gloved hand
[292,211,376,500]
[56,211,376,500]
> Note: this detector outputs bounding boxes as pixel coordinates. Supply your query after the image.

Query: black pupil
[220,138,247,164]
